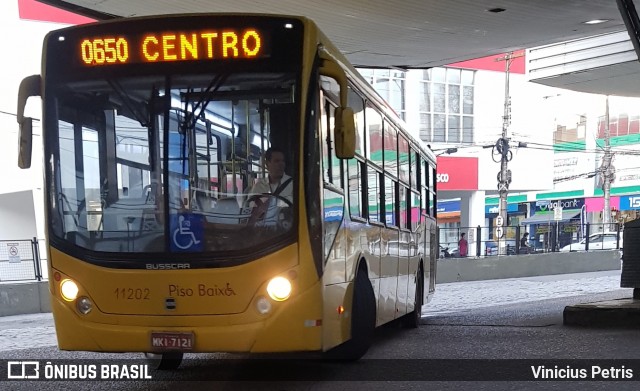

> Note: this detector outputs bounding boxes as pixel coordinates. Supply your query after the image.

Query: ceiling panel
[532,61,640,97]
[39,0,627,68]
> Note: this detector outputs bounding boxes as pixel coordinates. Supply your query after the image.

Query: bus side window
[421,160,428,214]
[367,104,383,168]
[430,166,437,217]
[320,96,342,187]
[383,121,398,177]
[367,165,381,223]
[347,87,365,157]
[384,175,396,227]
[410,149,418,191]
[347,158,365,219]
[411,190,420,231]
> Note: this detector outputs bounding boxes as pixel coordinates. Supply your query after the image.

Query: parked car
[485,240,516,256]
[439,245,460,258]
[559,232,623,252]
[485,242,498,256]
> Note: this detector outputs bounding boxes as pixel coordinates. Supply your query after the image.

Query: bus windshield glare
[47,71,300,258]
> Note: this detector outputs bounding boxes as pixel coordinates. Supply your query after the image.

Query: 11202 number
[114,287,150,300]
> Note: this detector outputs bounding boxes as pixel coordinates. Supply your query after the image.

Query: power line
[0,110,41,121]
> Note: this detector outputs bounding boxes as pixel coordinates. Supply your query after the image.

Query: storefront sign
[532,198,584,213]
[436,157,478,191]
[619,195,640,210]
[437,200,461,213]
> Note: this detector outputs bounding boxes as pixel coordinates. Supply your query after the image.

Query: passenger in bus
[247,147,293,224]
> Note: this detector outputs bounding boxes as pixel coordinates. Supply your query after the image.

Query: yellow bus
[16,13,438,368]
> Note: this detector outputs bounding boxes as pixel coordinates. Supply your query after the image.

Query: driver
[247,147,293,224]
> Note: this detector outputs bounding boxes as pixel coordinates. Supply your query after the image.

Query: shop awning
[520,210,581,225]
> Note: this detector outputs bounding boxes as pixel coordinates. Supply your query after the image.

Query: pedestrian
[520,232,530,254]
[458,232,468,257]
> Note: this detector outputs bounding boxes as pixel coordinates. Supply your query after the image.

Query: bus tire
[403,265,423,328]
[144,352,183,370]
[326,269,376,360]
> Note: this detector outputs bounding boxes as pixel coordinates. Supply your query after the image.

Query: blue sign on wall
[620,195,640,210]
[484,203,518,215]
[437,200,461,213]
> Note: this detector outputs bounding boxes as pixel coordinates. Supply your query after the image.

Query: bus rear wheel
[403,266,423,328]
[326,269,376,360]
[144,352,183,370]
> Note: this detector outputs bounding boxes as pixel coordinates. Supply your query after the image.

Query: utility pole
[494,51,523,255]
[602,95,614,231]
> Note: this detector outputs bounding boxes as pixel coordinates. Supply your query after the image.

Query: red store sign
[436,156,479,191]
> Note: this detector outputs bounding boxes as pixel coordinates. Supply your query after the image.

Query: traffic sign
[495,227,504,239]
[496,216,504,227]
[554,206,563,221]
[7,243,20,263]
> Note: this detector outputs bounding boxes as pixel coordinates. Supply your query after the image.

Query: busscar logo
[7,361,40,379]
[145,263,190,270]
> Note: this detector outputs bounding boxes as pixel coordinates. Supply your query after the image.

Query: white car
[559,232,623,252]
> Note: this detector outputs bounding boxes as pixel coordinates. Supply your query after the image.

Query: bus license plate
[150,332,194,351]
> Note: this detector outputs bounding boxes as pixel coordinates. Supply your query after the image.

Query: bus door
[319,84,346,284]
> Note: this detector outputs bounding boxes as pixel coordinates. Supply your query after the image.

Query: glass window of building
[418,67,475,145]
[359,67,474,145]
[419,113,431,142]
[433,114,446,142]
[358,69,406,121]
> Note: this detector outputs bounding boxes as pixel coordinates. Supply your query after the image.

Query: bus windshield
[46,71,300,258]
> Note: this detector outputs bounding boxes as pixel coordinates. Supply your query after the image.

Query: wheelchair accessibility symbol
[171,214,203,251]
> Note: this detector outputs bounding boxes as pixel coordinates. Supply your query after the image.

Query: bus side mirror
[318,48,355,159]
[18,119,33,169]
[335,107,355,159]
[17,75,41,169]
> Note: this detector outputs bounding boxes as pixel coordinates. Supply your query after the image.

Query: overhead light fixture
[584,19,609,24]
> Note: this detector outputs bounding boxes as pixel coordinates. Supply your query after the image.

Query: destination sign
[78,28,267,66]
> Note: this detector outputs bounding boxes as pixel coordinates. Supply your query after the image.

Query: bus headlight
[76,296,93,314]
[60,279,79,302]
[266,277,292,302]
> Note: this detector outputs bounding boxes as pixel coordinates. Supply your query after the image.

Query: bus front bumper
[51,282,323,354]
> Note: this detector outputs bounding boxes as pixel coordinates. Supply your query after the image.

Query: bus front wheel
[144,352,183,370]
[326,269,376,360]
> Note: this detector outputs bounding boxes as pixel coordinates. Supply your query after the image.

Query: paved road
[1,270,637,390]
[0,270,625,352]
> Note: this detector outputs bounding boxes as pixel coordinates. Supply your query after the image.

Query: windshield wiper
[107,79,149,127]
[180,73,229,133]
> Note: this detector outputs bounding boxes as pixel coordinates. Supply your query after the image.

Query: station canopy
[38,0,630,69]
